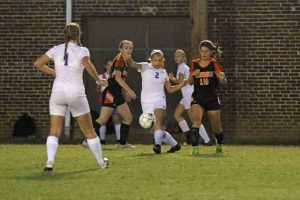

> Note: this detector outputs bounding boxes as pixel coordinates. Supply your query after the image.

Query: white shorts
[141,99,166,114]
[50,91,90,117]
[179,96,192,109]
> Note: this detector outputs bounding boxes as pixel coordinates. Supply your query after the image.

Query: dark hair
[63,23,81,62]
[199,40,222,59]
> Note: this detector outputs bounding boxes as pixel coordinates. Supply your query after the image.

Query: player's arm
[34,54,56,77]
[165,80,187,93]
[214,62,227,85]
[114,71,137,100]
[169,72,184,84]
[124,55,142,70]
[81,56,107,86]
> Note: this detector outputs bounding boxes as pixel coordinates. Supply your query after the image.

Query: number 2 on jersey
[155,72,159,79]
[64,53,69,66]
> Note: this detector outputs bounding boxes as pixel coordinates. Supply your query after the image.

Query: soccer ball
[139,113,156,129]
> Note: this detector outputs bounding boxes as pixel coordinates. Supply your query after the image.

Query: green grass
[0,144,300,200]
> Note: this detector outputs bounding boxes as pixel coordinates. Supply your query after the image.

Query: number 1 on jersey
[64,53,69,66]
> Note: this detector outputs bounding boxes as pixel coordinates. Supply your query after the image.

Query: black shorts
[102,87,125,108]
[191,94,221,111]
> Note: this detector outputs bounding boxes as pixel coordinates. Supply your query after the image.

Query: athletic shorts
[99,103,118,115]
[101,88,125,108]
[179,96,192,110]
[50,91,90,117]
[191,94,221,111]
[141,99,166,114]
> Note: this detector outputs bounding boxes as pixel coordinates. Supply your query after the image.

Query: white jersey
[177,63,194,96]
[46,42,90,93]
[99,72,110,92]
[138,62,169,103]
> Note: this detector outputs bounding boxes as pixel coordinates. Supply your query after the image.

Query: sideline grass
[0,144,300,200]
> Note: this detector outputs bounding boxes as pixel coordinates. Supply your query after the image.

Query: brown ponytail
[63,23,81,60]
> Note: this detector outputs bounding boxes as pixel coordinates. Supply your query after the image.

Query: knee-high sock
[215,132,224,145]
[154,130,164,145]
[199,124,210,143]
[99,125,107,141]
[191,127,200,146]
[162,131,177,147]
[87,137,104,164]
[46,136,59,163]
[178,120,190,132]
[120,123,130,145]
[114,124,121,140]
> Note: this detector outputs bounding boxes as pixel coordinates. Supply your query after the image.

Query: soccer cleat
[191,146,199,155]
[167,143,181,153]
[99,157,109,169]
[118,143,136,149]
[153,144,161,154]
[44,161,54,171]
[204,140,213,146]
[82,139,89,149]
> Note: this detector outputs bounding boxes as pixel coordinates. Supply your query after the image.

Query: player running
[95,40,136,148]
[34,23,109,170]
[125,49,186,154]
[169,49,212,146]
[188,40,227,155]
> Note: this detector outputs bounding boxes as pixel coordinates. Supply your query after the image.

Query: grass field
[0,144,300,200]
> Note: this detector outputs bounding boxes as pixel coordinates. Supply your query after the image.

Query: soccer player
[169,49,212,146]
[34,23,109,170]
[95,40,136,148]
[188,40,227,155]
[125,49,186,154]
[82,59,121,147]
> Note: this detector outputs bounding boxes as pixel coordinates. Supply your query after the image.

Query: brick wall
[0,0,299,144]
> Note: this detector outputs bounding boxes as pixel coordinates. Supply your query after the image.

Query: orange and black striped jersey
[190,58,222,98]
[107,55,128,91]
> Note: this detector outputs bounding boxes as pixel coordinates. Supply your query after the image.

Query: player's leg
[116,103,134,148]
[112,111,121,144]
[190,103,205,155]
[44,115,64,171]
[75,112,108,168]
[174,102,190,145]
[207,110,223,153]
[152,108,165,154]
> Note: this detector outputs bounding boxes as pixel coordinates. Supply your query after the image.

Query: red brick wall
[0,0,299,144]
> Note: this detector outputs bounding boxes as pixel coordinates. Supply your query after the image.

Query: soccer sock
[46,136,59,163]
[191,127,200,146]
[162,131,177,147]
[99,124,107,141]
[199,124,210,143]
[215,132,224,145]
[87,137,104,164]
[178,120,190,132]
[154,130,164,145]
[114,124,121,141]
[120,123,130,145]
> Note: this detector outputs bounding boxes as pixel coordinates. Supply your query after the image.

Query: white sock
[99,125,107,141]
[87,137,104,164]
[199,124,210,143]
[178,120,190,132]
[46,136,59,163]
[163,131,177,147]
[114,124,121,140]
[154,130,163,145]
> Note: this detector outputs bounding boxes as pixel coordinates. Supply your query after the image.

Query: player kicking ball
[125,49,186,154]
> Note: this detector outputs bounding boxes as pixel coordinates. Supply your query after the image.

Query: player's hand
[122,89,132,102]
[168,72,175,80]
[191,69,200,76]
[179,79,187,87]
[127,89,137,100]
[96,79,107,86]
[218,72,226,80]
